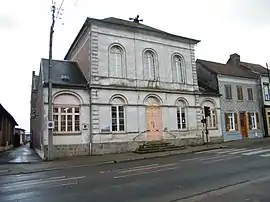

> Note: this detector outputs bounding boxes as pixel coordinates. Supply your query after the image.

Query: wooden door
[239,112,248,138]
[146,106,162,141]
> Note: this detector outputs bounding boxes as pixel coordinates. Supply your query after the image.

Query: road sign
[47,121,54,129]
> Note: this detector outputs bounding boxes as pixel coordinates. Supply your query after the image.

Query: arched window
[109,45,124,78]
[176,99,187,130]
[110,96,126,132]
[52,93,81,133]
[201,100,217,129]
[143,50,158,80]
[172,55,185,83]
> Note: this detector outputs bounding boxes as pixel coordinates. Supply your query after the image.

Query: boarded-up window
[225,85,232,99]
[237,86,243,100]
[247,88,253,100]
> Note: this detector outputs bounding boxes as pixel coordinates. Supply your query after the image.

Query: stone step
[134,146,186,154]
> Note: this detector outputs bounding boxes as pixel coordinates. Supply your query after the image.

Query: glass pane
[61,108,66,113]
[53,108,58,113]
[119,118,124,125]
[53,115,58,132]
[182,123,186,129]
[61,115,66,131]
[67,108,72,113]
[119,124,124,131]
[112,118,117,125]
[112,125,117,131]
[75,108,79,113]
[75,115,80,131]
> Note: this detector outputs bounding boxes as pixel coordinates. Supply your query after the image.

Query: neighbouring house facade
[240,61,270,137]
[62,17,222,155]
[30,59,90,159]
[197,54,264,142]
[0,103,18,151]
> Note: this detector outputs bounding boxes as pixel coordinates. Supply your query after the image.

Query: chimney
[227,53,240,66]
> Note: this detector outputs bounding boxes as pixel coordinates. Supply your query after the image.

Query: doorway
[146,106,162,141]
[239,112,248,138]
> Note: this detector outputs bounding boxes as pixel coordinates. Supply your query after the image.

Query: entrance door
[239,112,248,138]
[146,106,162,141]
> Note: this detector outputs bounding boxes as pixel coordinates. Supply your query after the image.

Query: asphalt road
[1,144,270,202]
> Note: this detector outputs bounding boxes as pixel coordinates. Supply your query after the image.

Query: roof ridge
[197,59,225,66]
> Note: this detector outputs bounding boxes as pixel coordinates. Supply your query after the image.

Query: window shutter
[248,112,252,130]
[256,112,260,129]
[225,113,229,131]
[234,113,238,131]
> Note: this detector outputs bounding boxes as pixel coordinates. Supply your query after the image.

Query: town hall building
[31,16,222,159]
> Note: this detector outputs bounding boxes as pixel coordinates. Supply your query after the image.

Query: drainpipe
[87,82,93,155]
[257,75,267,137]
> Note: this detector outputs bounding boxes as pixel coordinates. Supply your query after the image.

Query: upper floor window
[247,88,253,100]
[236,85,243,100]
[264,83,270,101]
[143,50,158,81]
[172,55,185,83]
[109,45,125,78]
[224,85,232,100]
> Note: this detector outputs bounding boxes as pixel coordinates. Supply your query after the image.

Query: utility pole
[47,4,56,161]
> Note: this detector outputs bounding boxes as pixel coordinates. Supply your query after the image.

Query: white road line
[202,156,241,164]
[260,153,270,157]
[49,181,77,188]
[242,149,270,156]
[99,164,159,174]
[117,163,176,174]
[217,149,244,154]
[1,176,85,190]
[1,176,67,186]
[199,154,233,161]
[195,149,224,154]
[114,166,179,179]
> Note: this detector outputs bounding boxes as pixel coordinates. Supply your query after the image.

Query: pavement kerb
[0,145,226,177]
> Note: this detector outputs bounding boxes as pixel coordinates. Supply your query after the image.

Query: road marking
[199,154,234,161]
[260,153,270,157]
[202,156,241,164]
[114,166,179,179]
[195,148,224,154]
[1,176,85,190]
[217,148,244,154]
[49,181,77,188]
[99,164,159,174]
[117,163,176,174]
[242,149,270,156]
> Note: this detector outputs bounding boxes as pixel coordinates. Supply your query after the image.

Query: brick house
[0,103,18,151]
[197,54,264,141]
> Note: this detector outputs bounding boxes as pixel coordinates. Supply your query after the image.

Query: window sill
[53,132,81,136]
[208,128,218,130]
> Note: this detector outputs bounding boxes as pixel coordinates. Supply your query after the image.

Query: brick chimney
[227,53,240,66]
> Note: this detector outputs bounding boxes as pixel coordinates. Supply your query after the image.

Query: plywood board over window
[237,85,243,100]
[225,85,232,100]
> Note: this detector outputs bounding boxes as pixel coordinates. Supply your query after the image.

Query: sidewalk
[0,143,224,176]
[1,137,269,176]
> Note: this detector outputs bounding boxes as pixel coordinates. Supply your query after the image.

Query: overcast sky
[0,0,269,131]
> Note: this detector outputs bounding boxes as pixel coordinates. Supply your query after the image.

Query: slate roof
[240,62,268,75]
[0,103,18,126]
[64,17,200,59]
[41,59,87,87]
[198,81,220,96]
[196,59,259,79]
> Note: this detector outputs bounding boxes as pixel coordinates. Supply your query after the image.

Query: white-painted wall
[42,87,90,146]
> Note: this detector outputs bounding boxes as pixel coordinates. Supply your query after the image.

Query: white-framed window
[172,55,185,83]
[177,107,186,130]
[110,96,126,132]
[228,112,235,131]
[264,84,270,101]
[143,50,158,80]
[53,107,80,133]
[202,108,217,128]
[109,45,124,78]
[250,112,257,129]
[111,105,125,132]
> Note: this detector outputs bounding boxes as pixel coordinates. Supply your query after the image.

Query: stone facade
[63,18,222,155]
